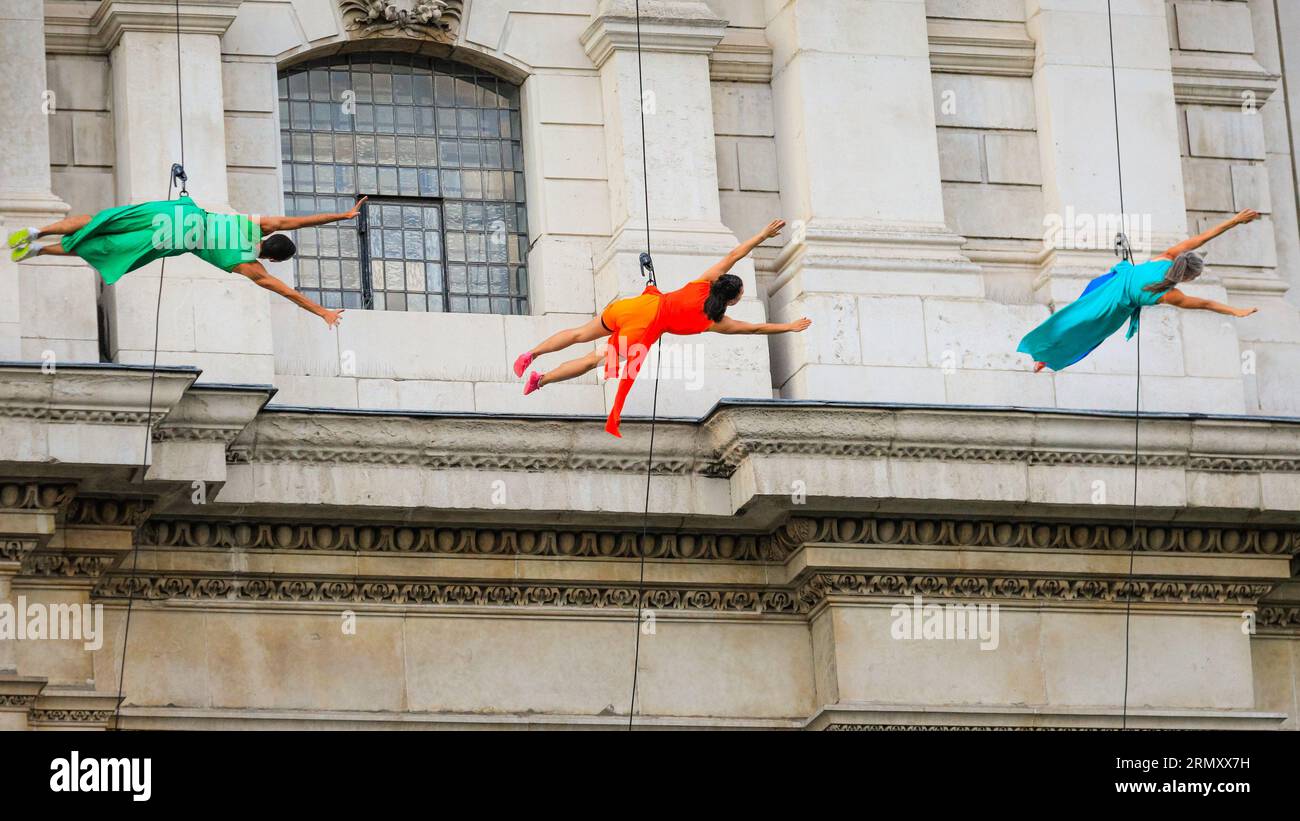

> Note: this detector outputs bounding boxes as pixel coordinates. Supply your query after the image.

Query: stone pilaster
[581,0,774,420]
[762,0,982,403]
[1023,0,1252,414]
[97,0,276,385]
[0,0,72,359]
[1026,0,1189,302]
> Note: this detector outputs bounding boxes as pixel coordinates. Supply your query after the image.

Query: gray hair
[1143,251,1204,293]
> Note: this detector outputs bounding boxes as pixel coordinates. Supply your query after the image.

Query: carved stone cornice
[0,482,77,514]
[28,708,116,724]
[826,724,1105,732]
[26,689,120,729]
[228,443,698,475]
[1257,605,1300,634]
[0,540,39,564]
[141,519,777,561]
[231,404,1300,483]
[92,569,1274,610]
[65,497,152,529]
[138,514,1299,560]
[702,404,1300,481]
[0,363,195,429]
[21,551,119,580]
[581,0,727,68]
[795,573,1271,610]
[228,411,700,476]
[94,573,804,613]
[770,516,1297,557]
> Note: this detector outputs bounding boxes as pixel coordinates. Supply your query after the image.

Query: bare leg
[37,214,92,238]
[539,350,603,387]
[35,243,74,257]
[529,316,609,357]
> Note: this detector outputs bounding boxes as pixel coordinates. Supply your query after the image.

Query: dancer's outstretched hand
[762,219,786,239]
[1233,209,1260,225]
[787,317,812,332]
[1232,306,1258,318]
[346,196,369,220]
[322,308,345,328]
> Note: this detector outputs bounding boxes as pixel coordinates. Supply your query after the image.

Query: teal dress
[1017,258,1173,371]
[62,197,261,284]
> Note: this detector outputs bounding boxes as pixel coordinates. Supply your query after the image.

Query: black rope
[1106,0,1139,730]
[627,0,660,731]
[113,0,186,731]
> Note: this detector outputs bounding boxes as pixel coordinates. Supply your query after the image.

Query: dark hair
[260,233,297,262]
[704,274,743,322]
[1143,251,1204,293]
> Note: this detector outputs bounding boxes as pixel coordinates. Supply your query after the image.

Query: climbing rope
[627,0,661,730]
[113,0,188,731]
[1105,0,1140,730]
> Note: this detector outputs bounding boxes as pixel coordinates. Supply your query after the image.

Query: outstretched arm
[1159,288,1256,318]
[701,219,786,283]
[231,261,345,328]
[259,196,368,233]
[709,316,812,335]
[1157,209,1259,260]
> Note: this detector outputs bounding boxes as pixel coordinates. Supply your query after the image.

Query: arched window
[277,54,528,314]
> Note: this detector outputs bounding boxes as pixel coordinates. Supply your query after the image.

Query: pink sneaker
[524,371,544,395]
[513,351,534,377]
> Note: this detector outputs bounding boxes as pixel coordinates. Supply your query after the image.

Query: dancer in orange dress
[512,219,811,436]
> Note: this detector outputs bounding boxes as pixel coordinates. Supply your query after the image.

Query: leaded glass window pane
[278,54,528,314]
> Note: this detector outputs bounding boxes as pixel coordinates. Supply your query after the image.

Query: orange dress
[600,279,713,437]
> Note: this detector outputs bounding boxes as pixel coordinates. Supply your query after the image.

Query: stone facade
[1,0,1299,729]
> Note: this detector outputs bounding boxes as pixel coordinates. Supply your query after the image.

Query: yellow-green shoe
[10,244,36,262]
[7,227,35,249]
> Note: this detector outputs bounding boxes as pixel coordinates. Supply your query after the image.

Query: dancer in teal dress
[1019,209,1261,371]
[7,196,369,329]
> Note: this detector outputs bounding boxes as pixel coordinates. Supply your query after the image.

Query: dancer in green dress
[1019,209,1261,372]
[7,196,368,328]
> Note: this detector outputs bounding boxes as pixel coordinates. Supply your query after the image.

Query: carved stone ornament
[339,0,463,39]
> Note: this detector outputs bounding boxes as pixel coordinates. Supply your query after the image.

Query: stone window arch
[278,53,528,314]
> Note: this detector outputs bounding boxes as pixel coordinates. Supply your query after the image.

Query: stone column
[762,0,981,402]
[582,0,774,420]
[0,0,71,359]
[97,0,276,385]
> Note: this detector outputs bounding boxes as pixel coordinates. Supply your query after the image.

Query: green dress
[1017,258,1173,371]
[62,197,262,284]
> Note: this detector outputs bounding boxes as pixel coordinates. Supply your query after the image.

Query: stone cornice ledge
[704,402,1300,474]
[0,363,197,472]
[213,401,1300,524]
[581,0,727,68]
[229,402,1300,479]
[0,363,195,427]
[46,0,243,55]
[1171,52,1279,107]
[808,704,1286,731]
[927,18,1036,78]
